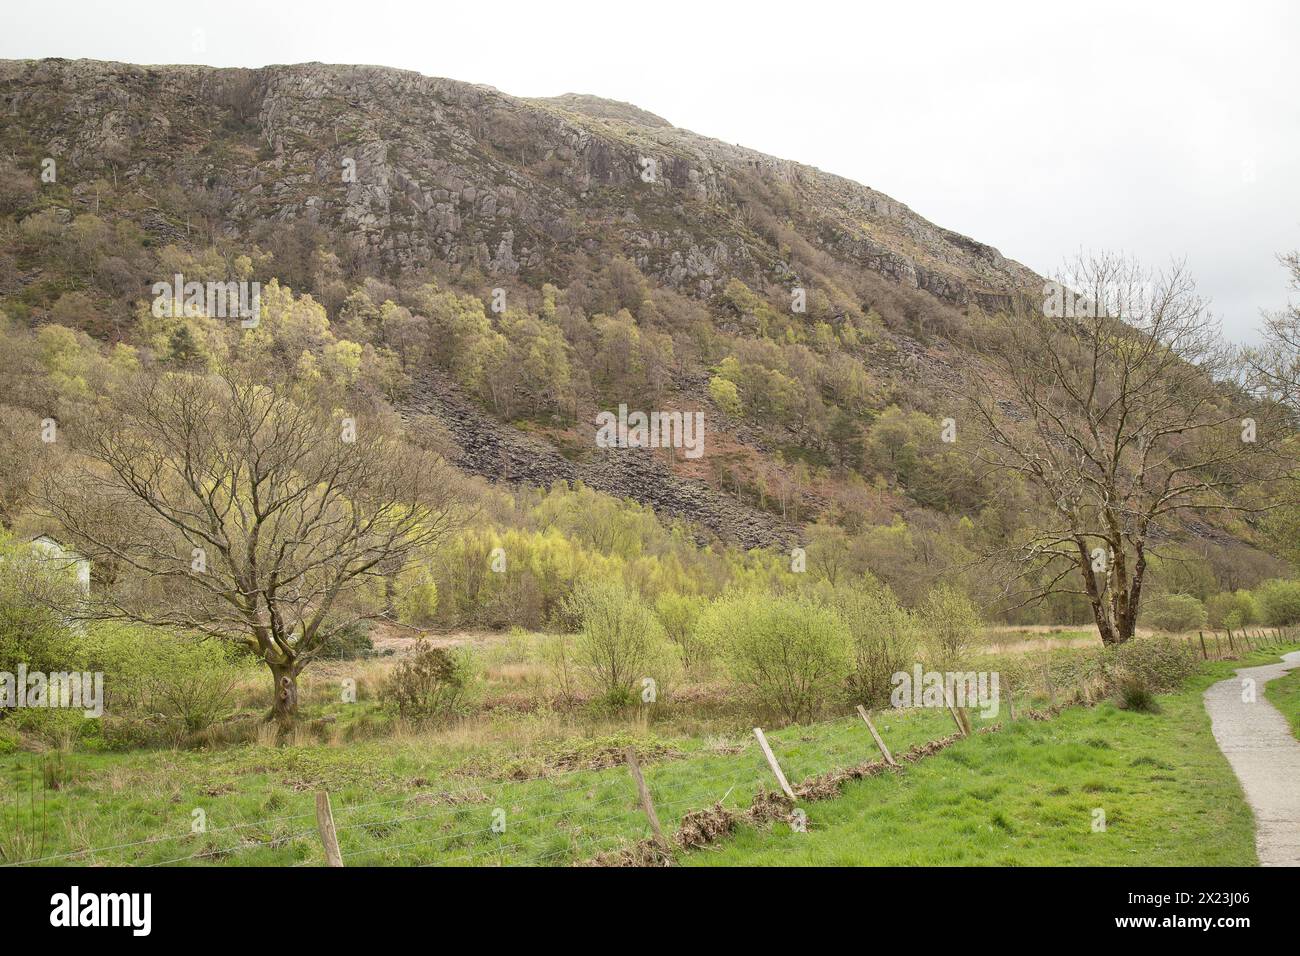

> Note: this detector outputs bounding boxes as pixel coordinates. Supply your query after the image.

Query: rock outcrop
[0,58,1039,305]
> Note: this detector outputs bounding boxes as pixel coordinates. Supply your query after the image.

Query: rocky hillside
[0,57,1058,549]
[0,58,1038,306]
[0,57,1283,606]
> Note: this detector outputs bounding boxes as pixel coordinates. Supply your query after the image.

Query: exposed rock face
[0,58,1039,304]
[404,371,798,550]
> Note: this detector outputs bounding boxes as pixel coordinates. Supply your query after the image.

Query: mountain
[0,58,1037,306]
[3,57,1274,595]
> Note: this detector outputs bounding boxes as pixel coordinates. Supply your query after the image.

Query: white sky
[3,0,1297,342]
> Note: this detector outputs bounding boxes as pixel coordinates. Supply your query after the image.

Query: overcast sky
[3,0,1296,342]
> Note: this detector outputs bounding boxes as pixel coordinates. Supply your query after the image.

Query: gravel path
[1203,650,1300,866]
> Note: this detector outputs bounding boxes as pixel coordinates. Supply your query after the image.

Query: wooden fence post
[855,706,897,766]
[1198,632,1209,660]
[942,684,970,737]
[625,747,667,849]
[753,727,796,801]
[1226,629,1237,655]
[315,791,343,867]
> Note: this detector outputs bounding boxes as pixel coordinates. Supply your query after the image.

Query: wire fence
[4,627,1293,868]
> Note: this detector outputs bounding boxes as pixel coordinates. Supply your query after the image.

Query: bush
[380,642,475,722]
[918,585,981,671]
[1206,590,1260,630]
[0,532,85,675]
[1114,675,1160,713]
[654,592,709,676]
[1104,635,1199,694]
[541,631,580,704]
[562,579,671,706]
[0,544,93,745]
[832,586,919,708]
[1255,579,1300,627]
[0,602,74,676]
[315,620,375,660]
[697,593,851,723]
[1141,592,1207,633]
[86,625,249,739]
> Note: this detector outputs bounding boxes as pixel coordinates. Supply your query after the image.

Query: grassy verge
[680,644,1300,867]
[1264,658,1300,741]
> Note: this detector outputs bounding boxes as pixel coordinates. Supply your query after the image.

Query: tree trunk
[269,660,299,723]
[1091,599,1121,646]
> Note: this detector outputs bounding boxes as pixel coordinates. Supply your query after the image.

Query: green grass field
[682,648,1298,867]
[3,644,1294,867]
[0,703,976,866]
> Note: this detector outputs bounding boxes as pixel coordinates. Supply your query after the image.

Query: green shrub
[562,579,672,706]
[0,602,75,676]
[1206,590,1260,630]
[697,593,851,723]
[85,625,248,739]
[0,532,85,674]
[1114,675,1160,713]
[1141,592,1207,633]
[541,631,580,704]
[918,585,981,671]
[1255,579,1300,627]
[380,642,476,721]
[832,586,919,709]
[654,592,709,676]
[315,620,375,660]
[1104,635,1199,694]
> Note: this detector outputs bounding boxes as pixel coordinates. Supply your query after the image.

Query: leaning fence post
[942,684,970,737]
[625,746,667,849]
[315,791,343,867]
[753,727,796,801]
[855,705,897,766]
[1226,629,1237,656]
[1198,632,1209,660]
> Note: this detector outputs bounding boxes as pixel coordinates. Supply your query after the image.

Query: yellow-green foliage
[561,578,677,706]
[697,592,852,723]
[395,566,439,627]
[84,624,252,737]
[919,585,982,671]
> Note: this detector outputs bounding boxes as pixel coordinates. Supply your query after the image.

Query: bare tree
[962,252,1275,644]
[1244,250,1300,565]
[44,367,463,720]
[1248,251,1300,412]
